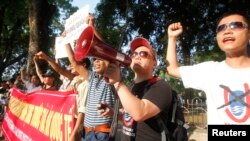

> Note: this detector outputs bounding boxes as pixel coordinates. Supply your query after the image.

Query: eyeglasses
[216,21,248,33]
[130,51,149,58]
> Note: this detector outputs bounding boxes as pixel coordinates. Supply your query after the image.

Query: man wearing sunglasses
[103,37,173,141]
[166,10,250,126]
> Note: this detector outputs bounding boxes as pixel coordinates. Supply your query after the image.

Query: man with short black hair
[20,68,42,93]
[64,13,116,141]
[166,10,250,125]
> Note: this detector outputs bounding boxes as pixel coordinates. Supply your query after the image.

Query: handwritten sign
[65,4,89,43]
[55,5,89,58]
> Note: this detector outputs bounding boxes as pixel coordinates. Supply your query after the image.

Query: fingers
[61,31,66,37]
[86,13,95,25]
[97,108,108,117]
[97,103,113,118]
[33,55,39,61]
[34,51,49,60]
[106,63,119,74]
[167,22,183,38]
[97,103,107,110]
[101,108,111,118]
[104,63,121,84]
[169,22,182,31]
[35,51,43,57]
[97,109,108,117]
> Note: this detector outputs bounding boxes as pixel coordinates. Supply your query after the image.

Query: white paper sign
[55,37,74,58]
[55,5,89,59]
[65,4,89,42]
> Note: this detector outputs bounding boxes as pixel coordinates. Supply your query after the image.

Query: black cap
[42,70,55,77]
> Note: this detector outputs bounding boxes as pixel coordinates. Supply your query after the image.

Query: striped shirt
[84,71,116,127]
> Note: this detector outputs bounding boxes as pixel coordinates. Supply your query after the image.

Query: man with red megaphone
[101,37,174,141]
[65,13,116,141]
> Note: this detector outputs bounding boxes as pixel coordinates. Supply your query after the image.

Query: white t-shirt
[59,76,72,91]
[69,76,89,113]
[180,61,250,125]
[24,81,42,93]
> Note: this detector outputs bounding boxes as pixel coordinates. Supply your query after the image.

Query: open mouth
[223,37,235,43]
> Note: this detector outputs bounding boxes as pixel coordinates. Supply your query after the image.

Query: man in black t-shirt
[102,37,173,141]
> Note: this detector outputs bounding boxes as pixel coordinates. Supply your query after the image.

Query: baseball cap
[130,37,153,51]
[130,37,157,60]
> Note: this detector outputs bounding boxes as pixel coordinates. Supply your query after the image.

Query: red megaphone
[74,25,131,67]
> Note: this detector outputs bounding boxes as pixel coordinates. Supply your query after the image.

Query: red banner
[1,88,77,141]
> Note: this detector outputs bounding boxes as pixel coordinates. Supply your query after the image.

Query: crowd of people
[0,10,249,141]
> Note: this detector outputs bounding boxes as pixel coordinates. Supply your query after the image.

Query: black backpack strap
[109,85,120,140]
[171,95,177,123]
[156,115,171,141]
[144,77,172,141]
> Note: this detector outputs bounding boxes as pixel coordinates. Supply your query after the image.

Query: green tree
[0,0,77,81]
[0,0,29,80]
[94,0,250,91]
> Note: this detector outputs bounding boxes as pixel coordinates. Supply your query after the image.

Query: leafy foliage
[0,0,77,81]
[0,0,29,80]
[1,0,249,96]
[94,0,250,91]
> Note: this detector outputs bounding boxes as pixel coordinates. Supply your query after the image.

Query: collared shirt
[84,71,116,127]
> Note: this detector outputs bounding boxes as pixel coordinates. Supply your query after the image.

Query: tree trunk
[27,0,51,74]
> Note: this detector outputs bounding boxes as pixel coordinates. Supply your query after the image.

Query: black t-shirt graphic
[120,78,172,141]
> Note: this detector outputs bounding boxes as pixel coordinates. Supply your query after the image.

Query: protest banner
[1,88,77,141]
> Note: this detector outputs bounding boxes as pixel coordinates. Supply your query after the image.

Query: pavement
[0,124,208,141]
[114,123,208,141]
[188,126,208,141]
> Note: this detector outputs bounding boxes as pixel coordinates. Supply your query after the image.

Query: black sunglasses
[216,21,248,33]
[130,51,149,58]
